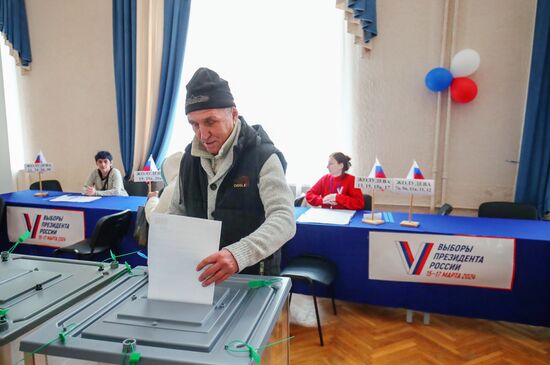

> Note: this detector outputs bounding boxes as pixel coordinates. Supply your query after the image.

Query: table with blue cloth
[0,190,147,266]
[283,207,550,327]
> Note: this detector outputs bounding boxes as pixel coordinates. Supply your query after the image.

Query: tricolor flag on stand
[24,151,54,173]
[406,160,425,180]
[34,151,47,164]
[133,155,162,182]
[368,158,387,179]
[354,157,392,192]
[143,155,158,172]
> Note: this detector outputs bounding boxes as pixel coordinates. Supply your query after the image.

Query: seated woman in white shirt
[82,151,128,196]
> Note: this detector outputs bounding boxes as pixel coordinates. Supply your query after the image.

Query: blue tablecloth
[283,208,550,327]
[0,190,147,266]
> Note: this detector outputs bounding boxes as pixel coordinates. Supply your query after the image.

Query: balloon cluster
[424,49,480,103]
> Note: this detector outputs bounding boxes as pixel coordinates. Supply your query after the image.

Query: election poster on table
[7,206,85,248]
[369,231,515,289]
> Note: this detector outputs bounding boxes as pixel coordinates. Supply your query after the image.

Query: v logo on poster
[395,240,434,275]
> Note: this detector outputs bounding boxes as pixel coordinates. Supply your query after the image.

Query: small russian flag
[143,155,158,172]
[406,160,425,180]
[34,151,47,164]
[368,158,387,178]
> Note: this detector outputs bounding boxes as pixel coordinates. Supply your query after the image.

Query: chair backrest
[123,179,149,197]
[0,196,5,228]
[0,197,4,218]
[29,180,63,192]
[363,194,372,211]
[438,203,453,216]
[89,210,132,253]
[478,201,538,220]
[294,193,305,207]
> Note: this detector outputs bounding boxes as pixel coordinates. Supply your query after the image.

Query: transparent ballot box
[0,254,126,365]
[20,269,291,365]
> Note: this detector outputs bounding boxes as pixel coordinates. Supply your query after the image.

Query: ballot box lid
[20,268,291,365]
[0,254,126,344]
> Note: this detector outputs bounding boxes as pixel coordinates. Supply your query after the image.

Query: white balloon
[450,49,480,77]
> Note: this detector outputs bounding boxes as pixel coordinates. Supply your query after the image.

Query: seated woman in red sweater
[306,152,365,210]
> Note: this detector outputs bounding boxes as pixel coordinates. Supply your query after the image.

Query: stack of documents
[50,195,101,203]
[297,208,355,225]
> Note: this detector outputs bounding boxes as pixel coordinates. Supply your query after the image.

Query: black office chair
[0,197,5,233]
[438,203,453,216]
[0,197,5,221]
[363,194,372,211]
[123,178,149,197]
[281,255,337,346]
[478,202,538,220]
[29,180,63,192]
[294,193,305,207]
[54,210,132,259]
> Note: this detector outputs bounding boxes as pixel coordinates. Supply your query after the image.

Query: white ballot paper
[296,207,355,225]
[147,213,221,305]
[50,194,101,203]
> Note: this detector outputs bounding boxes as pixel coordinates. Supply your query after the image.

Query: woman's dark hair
[94,151,113,161]
[330,152,351,172]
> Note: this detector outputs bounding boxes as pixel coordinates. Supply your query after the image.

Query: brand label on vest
[233,176,250,188]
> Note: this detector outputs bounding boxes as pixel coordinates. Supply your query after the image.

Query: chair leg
[330,284,337,315]
[289,292,293,306]
[311,283,324,346]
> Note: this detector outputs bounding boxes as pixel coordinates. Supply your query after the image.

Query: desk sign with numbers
[355,177,392,191]
[24,163,54,173]
[133,170,163,182]
[391,178,435,195]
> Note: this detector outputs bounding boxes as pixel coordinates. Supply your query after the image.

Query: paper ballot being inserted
[147,213,221,305]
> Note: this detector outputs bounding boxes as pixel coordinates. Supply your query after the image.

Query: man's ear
[232,107,239,123]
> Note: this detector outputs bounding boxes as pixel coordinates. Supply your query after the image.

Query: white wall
[350,0,536,211]
[14,0,120,192]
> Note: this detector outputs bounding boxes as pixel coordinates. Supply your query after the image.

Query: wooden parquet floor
[288,294,550,365]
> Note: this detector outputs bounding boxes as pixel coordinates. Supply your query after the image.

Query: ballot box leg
[262,297,290,365]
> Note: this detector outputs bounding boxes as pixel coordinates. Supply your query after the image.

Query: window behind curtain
[166,0,348,187]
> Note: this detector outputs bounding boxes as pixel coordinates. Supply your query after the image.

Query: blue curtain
[148,0,191,163]
[347,0,377,44]
[515,0,550,216]
[0,0,32,67]
[112,0,136,178]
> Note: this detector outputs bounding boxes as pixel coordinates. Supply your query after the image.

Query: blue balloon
[425,67,453,92]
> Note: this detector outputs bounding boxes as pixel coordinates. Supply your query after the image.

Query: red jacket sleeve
[335,175,365,210]
[306,176,325,207]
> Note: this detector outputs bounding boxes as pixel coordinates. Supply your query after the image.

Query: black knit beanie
[185,67,235,114]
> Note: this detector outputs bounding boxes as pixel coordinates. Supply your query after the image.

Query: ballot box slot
[0,271,62,304]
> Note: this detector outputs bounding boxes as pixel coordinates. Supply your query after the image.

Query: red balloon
[450,77,478,103]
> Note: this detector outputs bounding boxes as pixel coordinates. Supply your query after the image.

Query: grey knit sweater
[82,168,128,196]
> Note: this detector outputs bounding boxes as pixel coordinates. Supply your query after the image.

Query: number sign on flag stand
[133,155,163,192]
[24,151,54,197]
[391,160,434,227]
[355,158,392,225]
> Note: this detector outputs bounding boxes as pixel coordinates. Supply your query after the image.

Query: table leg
[423,312,431,325]
[406,309,413,323]
[24,352,35,365]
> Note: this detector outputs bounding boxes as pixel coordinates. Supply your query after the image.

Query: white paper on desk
[147,213,221,305]
[50,195,101,203]
[297,207,355,225]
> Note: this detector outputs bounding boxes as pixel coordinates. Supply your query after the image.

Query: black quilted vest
[180,117,287,275]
